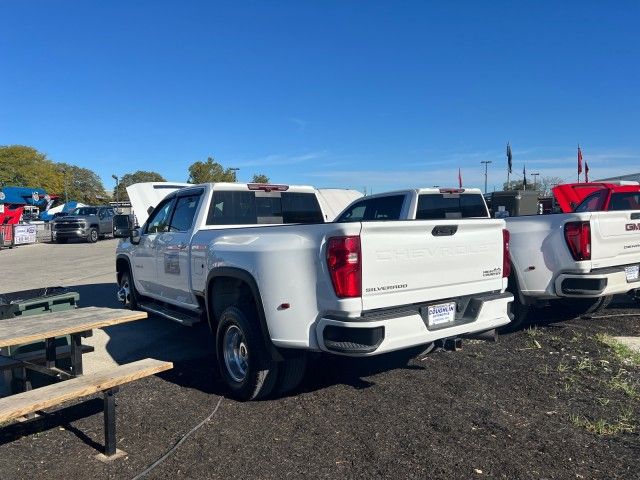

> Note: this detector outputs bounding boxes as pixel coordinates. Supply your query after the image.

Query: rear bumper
[555,263,640,298]
[315,292,513,356]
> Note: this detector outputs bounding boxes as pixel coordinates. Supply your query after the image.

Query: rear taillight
[564,221,591,261]
[326,236,361,298]
[502,229,511,278]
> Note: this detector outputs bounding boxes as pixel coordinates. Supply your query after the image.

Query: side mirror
[113,214,131,238]
[130,228,141,245]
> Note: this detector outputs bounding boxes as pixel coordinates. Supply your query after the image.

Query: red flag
[458,168,462,188]
[585,162,589,182]
[577,146,583,175]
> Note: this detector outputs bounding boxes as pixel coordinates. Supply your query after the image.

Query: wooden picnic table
[0,306,172,458]
[0,306,147,384]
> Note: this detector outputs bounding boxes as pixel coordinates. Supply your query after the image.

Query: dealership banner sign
[13,225,37,245]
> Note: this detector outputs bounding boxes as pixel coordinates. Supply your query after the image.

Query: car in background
[52,206,115,243]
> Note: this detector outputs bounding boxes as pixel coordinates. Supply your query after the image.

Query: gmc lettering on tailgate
[625,223,640,231]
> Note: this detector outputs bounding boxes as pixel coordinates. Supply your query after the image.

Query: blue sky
[1,1,638,193]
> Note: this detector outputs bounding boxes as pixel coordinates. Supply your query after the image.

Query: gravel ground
[0,242,639,479]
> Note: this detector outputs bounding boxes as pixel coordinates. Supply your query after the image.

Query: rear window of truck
[607,192,640,211]
[207,191,324,225]
[416,193,488,219]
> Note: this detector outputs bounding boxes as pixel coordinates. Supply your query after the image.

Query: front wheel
[216,306,278,401]
[87,228,99,243]
[118,270,139,309]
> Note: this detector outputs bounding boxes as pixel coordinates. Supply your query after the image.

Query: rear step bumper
[555,264,640,297]
[316,292,512,356]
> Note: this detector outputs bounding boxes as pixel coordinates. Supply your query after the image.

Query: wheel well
[208,276,256,329]
[90,224,99,229]
[116,257,130,283]
[206,270,282,361]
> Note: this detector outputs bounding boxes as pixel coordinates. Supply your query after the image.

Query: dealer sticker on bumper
[625,265,639,282]
[427,302,456,326]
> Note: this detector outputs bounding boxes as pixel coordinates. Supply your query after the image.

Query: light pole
[63,167,68,204]
[229,167,240,182]
[112,175,119,210]
[481,160,492,194]
[531,172,540,190]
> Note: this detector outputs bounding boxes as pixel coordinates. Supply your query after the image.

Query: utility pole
[112,175,119,211]
[481,161,492,194]
[531,172,540,190]
[229,167,240,182]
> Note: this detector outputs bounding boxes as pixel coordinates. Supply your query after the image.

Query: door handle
[432,225,458,236]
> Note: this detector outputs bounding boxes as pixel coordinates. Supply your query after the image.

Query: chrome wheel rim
[91,230,98,241]
[118,279,131,305]
[223,325,249,383]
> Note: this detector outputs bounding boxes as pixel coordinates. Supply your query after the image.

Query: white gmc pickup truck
[340,188,640,329]
[114,182,513,400]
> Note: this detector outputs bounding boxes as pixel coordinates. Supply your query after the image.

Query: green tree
[187,157,237,183]
[57,163,108,204]
[251,173,270,183]
[114,170,166,201]
[0,145,64,193]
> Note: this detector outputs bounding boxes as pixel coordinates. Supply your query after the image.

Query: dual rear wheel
[216,306,307,401]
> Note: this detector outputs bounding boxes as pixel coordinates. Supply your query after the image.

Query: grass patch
[570,413,635,436]
[608,374,639,399]
[595,334,640,366]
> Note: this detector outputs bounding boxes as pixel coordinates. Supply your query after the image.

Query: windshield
[70,207,98,216]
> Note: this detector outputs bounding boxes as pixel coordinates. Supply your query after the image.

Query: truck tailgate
[591,211,640,268]
[359,220,506,311]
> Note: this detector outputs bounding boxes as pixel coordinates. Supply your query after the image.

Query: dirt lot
[0,243,639,479]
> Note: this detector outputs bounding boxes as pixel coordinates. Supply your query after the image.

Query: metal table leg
[103,387,120,456]
[69,333,83,376]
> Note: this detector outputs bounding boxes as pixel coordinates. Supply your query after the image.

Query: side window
[337,195,405,222]
[337,200,369,222]
[98,209,106,219]
[207,191,257,225]
[169,195,201,232]
[366,195,405,220]
[575,191,606,212]
[145,199,176,234]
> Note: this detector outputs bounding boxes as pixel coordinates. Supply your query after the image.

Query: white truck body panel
[117,183,512,357]
[505,211,640,300]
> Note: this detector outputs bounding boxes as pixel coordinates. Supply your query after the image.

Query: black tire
[118,269,139,309]
[555,295,613,319]
[87,228,99,243]
[275,354,307,395]
[216,306,278,401]
[56,238,68,244]
[500,273,533,332]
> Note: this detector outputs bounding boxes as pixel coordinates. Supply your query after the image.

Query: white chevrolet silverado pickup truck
[341,187,640,329]
[114,182,513,400]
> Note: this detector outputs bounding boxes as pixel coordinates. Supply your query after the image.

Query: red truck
[552,182,640,213]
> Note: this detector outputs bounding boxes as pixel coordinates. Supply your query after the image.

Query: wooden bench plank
[0,345,95,371]
[0,307,148,348]
[0,358,173,422]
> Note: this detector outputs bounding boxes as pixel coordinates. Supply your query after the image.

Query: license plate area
[625,265,639,283]
[425,302,456,328]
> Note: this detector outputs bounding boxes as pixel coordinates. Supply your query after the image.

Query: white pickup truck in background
[114,182,512,400]
[505,207,640,327]
[341,187,640,329]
